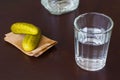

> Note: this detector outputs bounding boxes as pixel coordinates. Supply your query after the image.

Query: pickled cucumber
[11,22,39,35]
[22,32,41,51]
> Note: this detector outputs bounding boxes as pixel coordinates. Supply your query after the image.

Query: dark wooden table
[0,0,120,80]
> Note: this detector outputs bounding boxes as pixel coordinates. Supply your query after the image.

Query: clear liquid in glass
[75,27,110,71]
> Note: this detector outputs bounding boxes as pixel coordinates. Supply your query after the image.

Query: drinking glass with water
[74,12,114,71]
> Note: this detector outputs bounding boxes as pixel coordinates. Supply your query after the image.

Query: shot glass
[74,12,114,71]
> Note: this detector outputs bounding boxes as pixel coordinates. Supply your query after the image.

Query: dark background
[0,0,120,80]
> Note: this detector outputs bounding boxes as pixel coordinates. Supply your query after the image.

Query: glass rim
[74,12,114,34]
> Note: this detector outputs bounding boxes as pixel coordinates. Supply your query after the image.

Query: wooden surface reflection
[0,0,120,80]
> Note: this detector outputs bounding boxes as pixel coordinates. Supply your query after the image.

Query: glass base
[75,57,106,71]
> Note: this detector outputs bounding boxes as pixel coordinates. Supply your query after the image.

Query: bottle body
[41,0,79,15]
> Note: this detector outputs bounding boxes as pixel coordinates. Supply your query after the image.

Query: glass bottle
[41,0,79,15]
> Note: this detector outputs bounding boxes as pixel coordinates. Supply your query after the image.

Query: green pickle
[11,22,39,35]
[22,32,41,51]
[11,22,42,51]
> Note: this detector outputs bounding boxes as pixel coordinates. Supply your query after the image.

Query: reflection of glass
[75,65,107,80]
[41,0,79,15]
[74,12,114,71]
